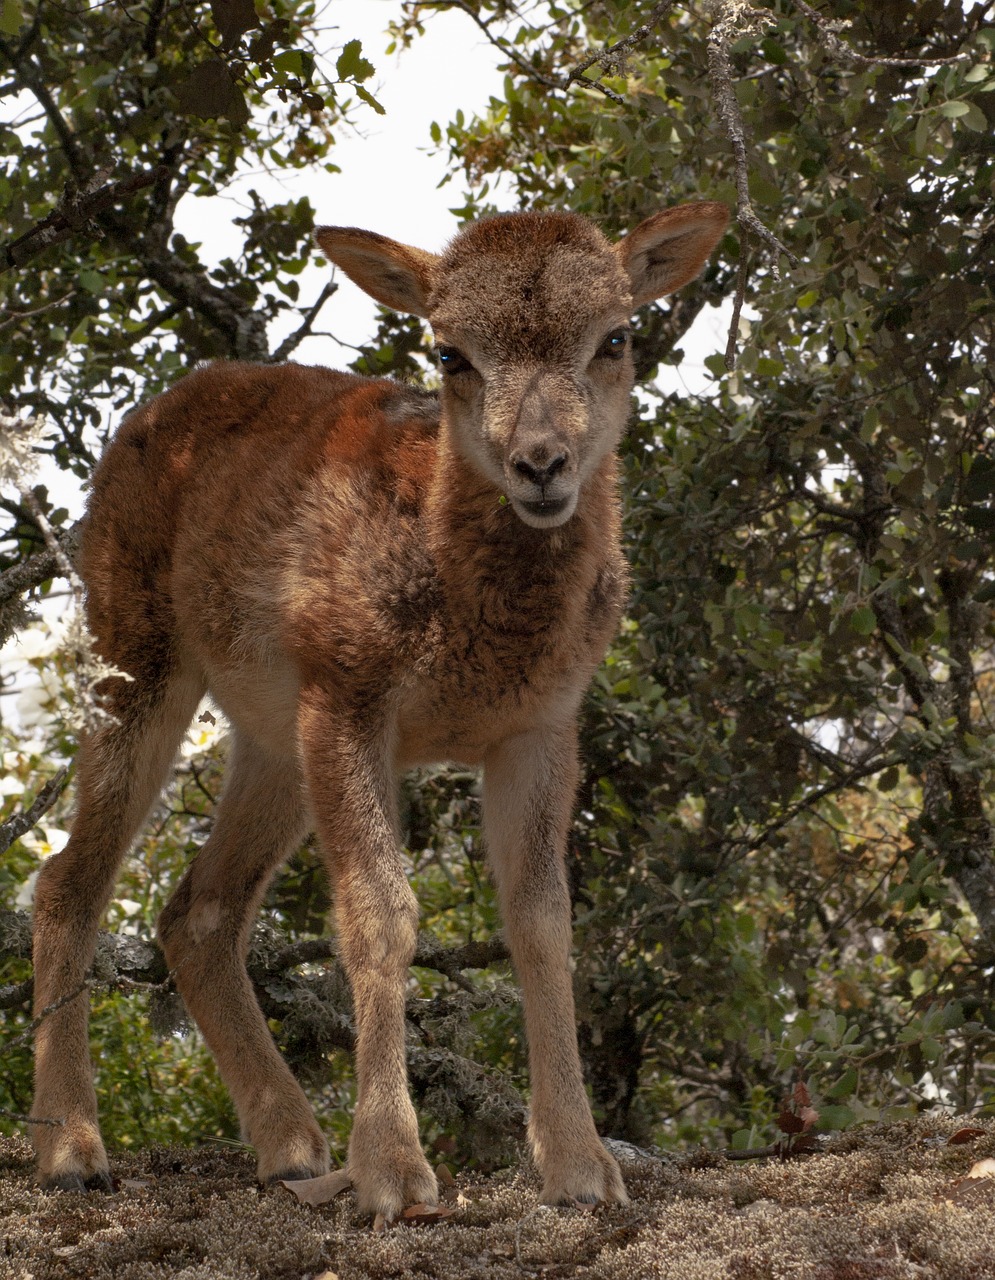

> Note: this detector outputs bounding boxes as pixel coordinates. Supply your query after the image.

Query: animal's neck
[425,424,619,589]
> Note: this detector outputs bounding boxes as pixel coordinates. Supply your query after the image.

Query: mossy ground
[3,1117,995,1279]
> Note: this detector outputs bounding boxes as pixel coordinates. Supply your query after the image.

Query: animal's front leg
[299,695,437,1220]
[484,725,627,1206]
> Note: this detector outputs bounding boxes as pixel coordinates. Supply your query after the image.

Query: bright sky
[175,1,514,371]
[170,0,730,388]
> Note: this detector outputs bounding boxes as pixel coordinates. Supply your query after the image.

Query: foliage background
[1,0,994,1167]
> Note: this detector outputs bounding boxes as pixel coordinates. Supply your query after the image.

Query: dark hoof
[41,1169,114,1193]
[265,1168,326,1185]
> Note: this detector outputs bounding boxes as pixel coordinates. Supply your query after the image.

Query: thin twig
[565,0,678,100]
[0,766,71,857]
[0,1106,63,1127]
[21,489,123,731]
[706,15,799,267]
[724,245,750,371]
[1,979,91,1056]
[514,1203,545,1275]
[20,492,83,597]
[0,976,32,1010]
[440,0,678,103]
[271,281,338,362]
[0,290,75,335]
[791,0,969,68]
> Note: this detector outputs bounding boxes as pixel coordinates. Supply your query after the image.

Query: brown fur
[30,203,728,1217]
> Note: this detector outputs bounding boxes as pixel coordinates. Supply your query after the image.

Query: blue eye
[437,346,472,374]
[598,329,629,361]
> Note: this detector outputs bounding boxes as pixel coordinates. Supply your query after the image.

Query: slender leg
[32,668,204,1190]
[483,724,627,1205]
[298,692,437,1220]
[157,730,328,1183]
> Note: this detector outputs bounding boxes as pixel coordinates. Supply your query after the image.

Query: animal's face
[315,204,728,528]
[427,219,634,527]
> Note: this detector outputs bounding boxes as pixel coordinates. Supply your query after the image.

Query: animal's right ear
[315,227,440,319]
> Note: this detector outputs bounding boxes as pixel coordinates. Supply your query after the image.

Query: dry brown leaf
[371,1202,453,1231]
[942,1157,995,1207]
[798,1106,820,1131]
[401,1201,455,1226]
[948,1127,987,1146]
[279,1168,352,1207]
[119,1178,150,1191]
[436,1162,468,1206]
[778,1109,805,1135]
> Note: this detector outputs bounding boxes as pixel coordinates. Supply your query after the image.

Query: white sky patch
[173,1,515,370]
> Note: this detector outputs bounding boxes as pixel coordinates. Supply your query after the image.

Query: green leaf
[355,84,385,116]
[175,61,239,121]
[0,0,23,35]
[959,102,988,132]
[938,100,970,118]
[827,1068,858,1099]
[817,1105,856,1131]
[876,766,900,792]
[336,38,375,84]
[850,606,876,636]
[272,49,304,76]
[211,0,259,51]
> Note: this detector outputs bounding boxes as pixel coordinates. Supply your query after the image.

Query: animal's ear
[615,203,729,308]
[315,227,440,318]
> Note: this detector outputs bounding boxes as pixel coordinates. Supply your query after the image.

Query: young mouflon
[30,202,728,1218]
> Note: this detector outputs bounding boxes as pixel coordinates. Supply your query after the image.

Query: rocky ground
[3,1116,995,1279]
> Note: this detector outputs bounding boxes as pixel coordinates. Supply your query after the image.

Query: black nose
[513,453,567,488]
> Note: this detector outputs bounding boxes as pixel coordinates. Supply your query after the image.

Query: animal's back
[81,361,441,695]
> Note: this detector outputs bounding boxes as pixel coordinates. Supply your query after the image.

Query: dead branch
[0,905,525,1144]
[0,1106,62,1127]
[271,281,339,362]
[0,976,32,1010]
[563,0,679,102]
[791,0,969,68]
[0,167,171,274]
[2,979,91,1057]
[0,766,71,858]
[706,7,799,263]
[0,522,81,612]
[440,0,678,103]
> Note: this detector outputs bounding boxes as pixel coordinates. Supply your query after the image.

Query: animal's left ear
[616,203,729,308]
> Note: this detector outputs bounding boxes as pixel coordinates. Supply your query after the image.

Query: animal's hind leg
[157,730,328,1183]
[31,666,204,1191]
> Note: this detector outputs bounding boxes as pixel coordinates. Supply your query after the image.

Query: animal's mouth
[520,495,570,520]
[511,490,578,528]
